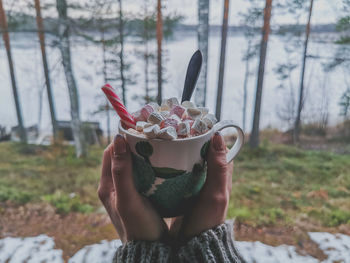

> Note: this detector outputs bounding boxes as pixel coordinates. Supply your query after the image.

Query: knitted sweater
[113,222,246,263]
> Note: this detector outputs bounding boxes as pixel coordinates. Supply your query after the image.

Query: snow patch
[309,232,350,263]
[235,241,318,263]
[2,232,350,262]
[68,239,122,263]
[0,234,63,263]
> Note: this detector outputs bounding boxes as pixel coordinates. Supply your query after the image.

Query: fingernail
[213,132,224,151]
[114,134,126,154]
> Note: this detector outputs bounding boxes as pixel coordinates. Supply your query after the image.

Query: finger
[98,144,114,202]
[169,216,183,238]
[205,132,228,194]
[111,134,139,204]
[227,161,233,195]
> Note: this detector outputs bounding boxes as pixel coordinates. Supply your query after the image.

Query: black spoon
[181,50,203,103]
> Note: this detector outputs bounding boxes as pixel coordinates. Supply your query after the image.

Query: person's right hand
[98,135,168,243]
[170,131,233,239]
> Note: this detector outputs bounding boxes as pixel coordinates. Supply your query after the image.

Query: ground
[0,130,349,260]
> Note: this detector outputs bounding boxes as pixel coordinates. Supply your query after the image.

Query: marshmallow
[143,124,160,139]
[141,104,154,120]
[128,128,145,137]
[170,105,186,118]
[191,119,208,134]
[160,102,170,111]
[169,114,181,123]
[198,107,209,116]
[181,101,196,109]
[161,97,179,111]
[160,118,179,129]
[157,126,177,140]
[202,114,217,128]
[148,112,165,125]
[160,111,170,118]
[187,107,202,119]
[136,121,151,132]
[177,122,190,137]
[149,102,160,111]
[134,97,215,139]
[184,119,194,127]
[132,110,146,122]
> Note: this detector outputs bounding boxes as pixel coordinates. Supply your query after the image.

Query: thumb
[112,134,138,203]
[206,132,228,194]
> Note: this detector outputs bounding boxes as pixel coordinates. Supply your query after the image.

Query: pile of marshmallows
[128,97,217,140]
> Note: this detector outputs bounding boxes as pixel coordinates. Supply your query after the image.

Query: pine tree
[240,1,262,131]
[156,0,163,105]
[273,0,310,132]
[249,0,273,148]
[215,0,230,121]
[0,0,27,143]
[133,0,182,104]
[34,0,58,142]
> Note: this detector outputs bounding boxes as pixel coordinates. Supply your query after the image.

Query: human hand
[170,132,233,239]
[98,135,168,243]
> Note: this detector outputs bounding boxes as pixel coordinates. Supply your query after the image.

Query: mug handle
[212,120,244,163]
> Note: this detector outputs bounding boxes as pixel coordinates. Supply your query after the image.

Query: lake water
[0,31,347,137]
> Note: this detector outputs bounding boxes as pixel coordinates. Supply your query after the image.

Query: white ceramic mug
[119,120,244,172]
[118,120,244,217]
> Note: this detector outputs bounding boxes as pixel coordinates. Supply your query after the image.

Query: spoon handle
[181,50,203,103]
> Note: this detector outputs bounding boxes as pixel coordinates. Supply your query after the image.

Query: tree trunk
[34,0,58,142]
[196,0,209,107]
[101,28,111,145]
[56,0,86,157]
[156,0,163,105]
[0,0,27,143]
[242,41,252,131]
[249,0,272,148]
[144,0,150,103]
[215,0,230,121]
[293,0,314,143]
[118,0,127,106]
[145,38,150,103]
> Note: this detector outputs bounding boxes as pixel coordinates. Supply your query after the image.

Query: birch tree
[249,0,273,148]
[294,0,314,143]
[117,0,127,106]
[56,0,86,157]
[196,0,209,106]
[215,0,230,120]
[324,0,350,138]
[273,0,309,133]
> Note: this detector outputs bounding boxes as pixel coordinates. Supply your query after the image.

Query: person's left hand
[98,135,168,243]
[169,132,233,240]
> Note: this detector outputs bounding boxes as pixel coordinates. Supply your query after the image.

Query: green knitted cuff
[113,240,172,263]
[177,222,245,263]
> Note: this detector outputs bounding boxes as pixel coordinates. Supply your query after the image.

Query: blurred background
[0,0,350,262]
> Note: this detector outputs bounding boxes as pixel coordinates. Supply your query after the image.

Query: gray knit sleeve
[177,222,246,263]
[113,240,172,263]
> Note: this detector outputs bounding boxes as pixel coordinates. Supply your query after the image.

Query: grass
[0,141,350,228]
[0,142,102,214]
[228,141,350,227]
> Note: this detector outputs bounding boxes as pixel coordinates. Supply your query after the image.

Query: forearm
[113,221,246,263]
[113,240,172,263]
[177,221,246,263]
